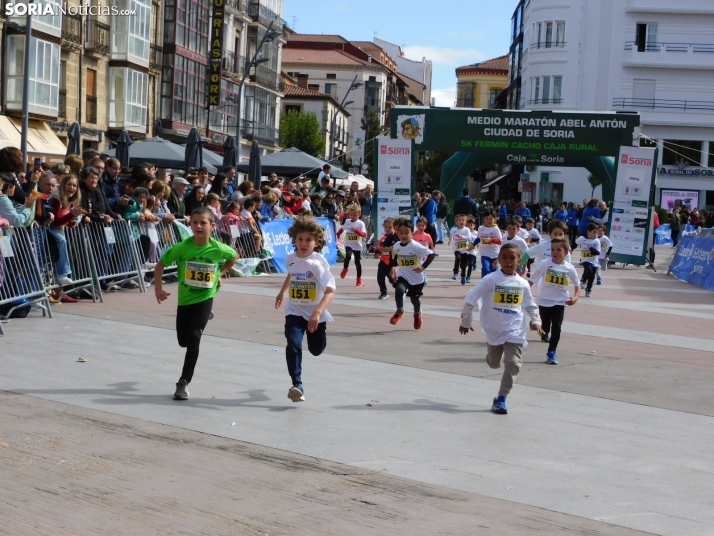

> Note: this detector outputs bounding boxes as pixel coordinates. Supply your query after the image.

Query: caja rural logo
[621,154,653,166]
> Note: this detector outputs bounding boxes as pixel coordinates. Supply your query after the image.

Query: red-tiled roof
[287,34,349,43]
[282,48,368,66]
[283,84,328,98]
[456,54,509,74]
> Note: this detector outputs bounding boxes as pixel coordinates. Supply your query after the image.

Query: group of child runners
[153,201,613,415]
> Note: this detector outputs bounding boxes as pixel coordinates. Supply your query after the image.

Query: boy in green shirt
[154,207,237,400]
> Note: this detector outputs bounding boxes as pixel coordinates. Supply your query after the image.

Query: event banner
[376,137,413,230]
[608,146,657,264]
[669,235,714,291]
[660,189,699,214]
[261,217,337,273]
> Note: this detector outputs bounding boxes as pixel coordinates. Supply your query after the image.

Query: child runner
[449,214,474,285]
[528,238,580,365]
[414,216,434,287]
[275,217,336,402]
[375,218,398,299]
[524,218,542,275]
[476,209,502,279]
[154,207,238,401]
[465,216,478,283]
[337,203,367,286]
[459,243,543,414]
[520,219,571,271]
[389,217,436,329]
[596,225,612,285]
[503,219,529,261]
[512,215,530,241]
[575,223,601,297]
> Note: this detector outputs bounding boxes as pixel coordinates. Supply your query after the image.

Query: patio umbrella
[248,141,262,185]
[115,130,132,170]
[235,147,348,178]
[222,136,237,168]
[66,122,81,156]
[184,127,203,171]
[102,136,216,173]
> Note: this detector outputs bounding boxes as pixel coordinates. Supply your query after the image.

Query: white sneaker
[287,385,305,402]
[122,280,140,289]
[144,262,157,270]
[57,276,74,286]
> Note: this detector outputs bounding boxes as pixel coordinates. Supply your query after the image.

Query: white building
[373,37,433,106]
[506,0,714,210]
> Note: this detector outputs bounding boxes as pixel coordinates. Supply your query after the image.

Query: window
[531,76,562,105]
[552,77,562,102]
[308,84,320,91]
[110,67,148,131]
[662,140,702,166]
[545,22,553,47]
[542,76,551,102]
[457,82,476,107]
[86,68,97,123]
[325,83,337,96]
[170,0,210,55]
[5,36,60,116]
[113,0,152,65]
[632,79,655,105]
[285,105,301,114]
[209,79,240,134]
[533,77,540,102]
[163,54,207,127]
[326,73,336,79]
[636,23,658,52]
[555,21,565,46]
[490,88,502,108]
[10,0,61,36]
[533,21,566,49]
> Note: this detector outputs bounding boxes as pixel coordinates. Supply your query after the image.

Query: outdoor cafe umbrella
[248,140,262,185]
[235,147,348,178]
[222,136,237,168]
[102,136,215,173]
[115,130,132,170]
[184,127,203,171]
[66,122,81,156]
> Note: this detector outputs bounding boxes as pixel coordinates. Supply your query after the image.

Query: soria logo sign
[620,153,653,166]
[381,145,410,155]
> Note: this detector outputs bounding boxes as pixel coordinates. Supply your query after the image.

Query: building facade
[506,0,714,207]
[374,37,432,106]
[455,55,508,109]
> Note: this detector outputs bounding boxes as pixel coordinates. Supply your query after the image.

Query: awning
[0,114,23,150]
[480,173,509,193]
[9,118,69,156]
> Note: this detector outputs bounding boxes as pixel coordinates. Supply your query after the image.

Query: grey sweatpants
[486,342,523,397]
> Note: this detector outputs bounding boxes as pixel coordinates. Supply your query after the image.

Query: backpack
[436,202,450,219]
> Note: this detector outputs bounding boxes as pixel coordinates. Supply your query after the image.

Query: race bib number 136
[185,261,216,288]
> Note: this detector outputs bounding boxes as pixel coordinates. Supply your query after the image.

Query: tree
[587,173,602,197]
[419,151,454,184]
[279,110,325,157]
[360,110,384,178]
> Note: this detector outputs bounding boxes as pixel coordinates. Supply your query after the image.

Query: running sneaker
[340,268,348,279]
[57,276,74,286]
[461,277,466,285]
[596,279,602,285]
[414,312,423,330]
[541,333,550,343]
[585,290,591,297]
[356,277,363,287]
[389,311,404,325]
[466,277,471,283]
[452,274,458,280]
[288,385,305,402]
[209,311,214,321]
[546,351,558,365]
[173,379,189,400]
[378,293,389,300]
[491,395,508,414]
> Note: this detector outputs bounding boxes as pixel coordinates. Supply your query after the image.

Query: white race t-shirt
[392,239,432,286]
[464,270,541,347]
[240,208,254,220]
[477,225,502,260]
[526,238,572,264]
[517,228,529,241]
[598,235,613,259]
[450,227,474,254]
[526,228,542,244]
[530,259,581,308]
[576,236,601,265]
[284,252,336,323]
[341,218,366,251]
[503,234,529,256]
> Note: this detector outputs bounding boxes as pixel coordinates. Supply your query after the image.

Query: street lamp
[329,75,363,178]
[232,20,281,188]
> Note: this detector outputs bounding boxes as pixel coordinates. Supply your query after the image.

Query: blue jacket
[579,206,601,235]
[101,172,122,212]
[499,205,509,217]
[555,209,568,222]
[0,194,32,227]
[514,207,531,219]
[423,198,437,223]
[566,208,579,226]
[258,202,272,222]
[454,195,478,218]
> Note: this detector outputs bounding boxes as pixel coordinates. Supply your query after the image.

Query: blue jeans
[284,314,327,386]
[481,256,497,279]
[47,228,71,278]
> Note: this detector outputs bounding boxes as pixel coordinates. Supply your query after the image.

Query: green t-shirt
[160,236,236,306]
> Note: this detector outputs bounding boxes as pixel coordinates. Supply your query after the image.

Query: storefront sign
[208,0,225,106]
[658,163,714,177]
[660,189,699,213]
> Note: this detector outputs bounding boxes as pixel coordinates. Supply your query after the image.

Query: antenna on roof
[374,31,378,38]
[292,16,298,30]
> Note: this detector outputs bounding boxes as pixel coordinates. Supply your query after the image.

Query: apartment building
[373,37,432,106]
[455,55,508,109]
[505,0,714,206]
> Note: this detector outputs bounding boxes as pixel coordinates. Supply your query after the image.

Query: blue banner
[655,224,698,245]
[668,235,714,291]
[261,217,337,273]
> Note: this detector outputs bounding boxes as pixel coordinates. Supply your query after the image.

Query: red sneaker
[356,277,363,286]
[414,312,423,330]
[340,268,348,279]
[60,295,78,303]
[389,311,404,325]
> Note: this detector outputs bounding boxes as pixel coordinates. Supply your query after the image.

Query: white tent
[334,174,374,189]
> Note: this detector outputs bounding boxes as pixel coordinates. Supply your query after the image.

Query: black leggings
[176,298,213,383]
[344,247,362,277]
[568,225,578,247]
[539,305,565,352]
[466,254,476,278]
[395,280,422,316]
[671,228,679,247]
[582,263,597,291]
[453,251,468,276]
[377,261,394,295]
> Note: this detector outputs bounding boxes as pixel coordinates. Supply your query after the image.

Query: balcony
[61,13,82,51]
[522,41,566,59]
[86,95,98,124]
[247,1,286,29]
[58,89,67,119]
[525,99,563,107]
[86,20,111,57]
[223,51,246,77]
[249,64,284,92]
[613,97,714,112]
[623,41,714,70]
[225,0,244,14]
[241,120,280,146]
[150,44,162,72]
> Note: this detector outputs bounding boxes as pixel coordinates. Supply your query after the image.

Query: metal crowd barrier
[84,219,146,293]
[215,218,273,275]
[0,226,53,335]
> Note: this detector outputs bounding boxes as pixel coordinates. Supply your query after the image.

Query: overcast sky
[284,0,515,106]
